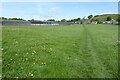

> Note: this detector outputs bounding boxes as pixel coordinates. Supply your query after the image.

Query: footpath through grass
[2,24,118,78]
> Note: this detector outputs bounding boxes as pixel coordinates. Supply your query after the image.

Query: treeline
[1,14,120,23]
[0,17,25,20]
[47,18,81,22]
[47,14,120,23]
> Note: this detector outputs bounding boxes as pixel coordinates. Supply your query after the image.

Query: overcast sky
[1,2,118,20]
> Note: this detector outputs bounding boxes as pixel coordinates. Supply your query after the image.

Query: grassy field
[2,24,118,78]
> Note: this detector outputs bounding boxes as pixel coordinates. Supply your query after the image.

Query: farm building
[28,20,59,26]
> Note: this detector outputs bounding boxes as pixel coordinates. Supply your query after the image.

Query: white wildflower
[16,77,19,79]
[32,53,34,55]
[30,74,33,77]
[25,58,28,61]
[33,62,36,64]
[1,48,3,51]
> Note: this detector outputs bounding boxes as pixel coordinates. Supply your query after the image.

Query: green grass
[2,24,118,78]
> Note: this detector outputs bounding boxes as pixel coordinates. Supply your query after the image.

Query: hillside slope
[93,14,119,21]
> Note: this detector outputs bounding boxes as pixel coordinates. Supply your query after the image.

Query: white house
[102,19,119,24]
[91,21,97,24]
[111,19,119,24]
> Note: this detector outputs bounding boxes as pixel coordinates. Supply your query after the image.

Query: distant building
[1,20,80,26]
[1,20,31,25]
[102,19,119,24]
[102,21,112,24]
[82,21,90,24]
[28,20,43,25]
[111,19,119,24]
[74,21,80,24]
[91,21,97,24]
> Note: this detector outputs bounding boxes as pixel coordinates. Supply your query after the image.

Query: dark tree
[95,19,101,24]
[56,20,60,22]
[88,15,93,19]
[47,19,55,21]
[75,18,81,21]
[116,17,120,24]
[70,19,74,22]
[70,18,81,22]
[61,19,66,22]
[66,20,71,22]
[106,16,112,21]
[8,18,24,20]
[90,18,95,22]
[0,17,7,20]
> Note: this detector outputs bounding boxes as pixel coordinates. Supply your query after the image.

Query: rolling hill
[93,14,119,21]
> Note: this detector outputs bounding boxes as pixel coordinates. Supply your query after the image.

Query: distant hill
[93,14,119,21]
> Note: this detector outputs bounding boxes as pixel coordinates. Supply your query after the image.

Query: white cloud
[99,12,118,15]
[49,7,61,12]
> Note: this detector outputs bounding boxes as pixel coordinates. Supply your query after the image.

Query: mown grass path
[82,24,118,78]
[81,24,113,77]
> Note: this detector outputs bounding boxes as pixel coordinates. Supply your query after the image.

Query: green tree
[75,18,81,21]
[116,17,120,24]
[66,20,71,22]
[95,19,101,24]
[8,18,24,20]
[70,18,81,22]
[70,19,74,22]
[56,20,60,22]
[81,21,83,24]
[88,15,93,19]
[61,19,66,22]
[90,18,95,22]
[0,17,7,20]
[47,19,55,21]
[81,17,86,24]
[106,16,112,21]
